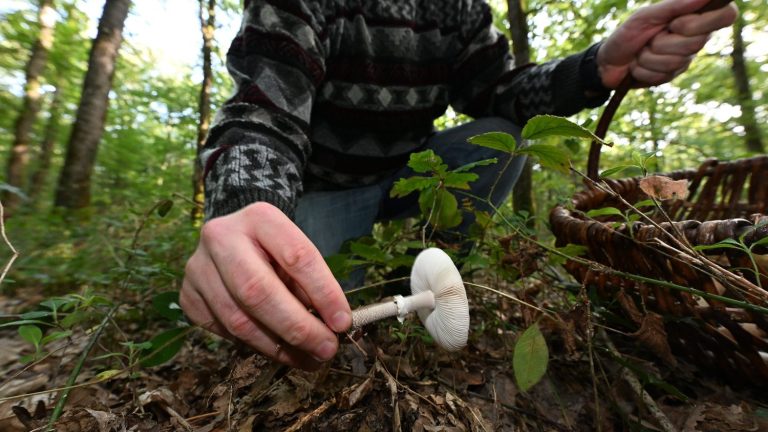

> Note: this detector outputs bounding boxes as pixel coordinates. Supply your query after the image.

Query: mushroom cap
[410,248,469,351]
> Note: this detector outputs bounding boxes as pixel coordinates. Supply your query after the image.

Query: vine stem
[46,305,117,430]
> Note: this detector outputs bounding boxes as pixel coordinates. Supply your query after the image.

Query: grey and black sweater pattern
[202,0,610,220]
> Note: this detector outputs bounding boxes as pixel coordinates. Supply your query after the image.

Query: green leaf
[585,207,623,218]
[453,158,498,173]
[556,244,588,258]
[752,235,768,248]
[694,239,744,252]
[600,165,637,178]
[152,291,184,321]
[390,176,439,198]
[41,330,72,345]
[633,199,656,209]
[96,369,123,380]
[19,325,43,348]
[467,132,518,153]
[20,311,53,320]
[156,199,174,217]
[350,242,392,264]
[0,319,53,328]
[419,188,462,229]
[513,323,549,392]
[140,327,188,367]
[518,144,570,173]
[522,115,608,146]
[407,150,445,173]
[443,172,478,190]
[60,310,89,329]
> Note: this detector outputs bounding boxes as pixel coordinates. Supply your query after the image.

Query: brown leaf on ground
[681,402,758,432]
[632,312,677,366]
[338,375,374,409]
[639,175,689,200]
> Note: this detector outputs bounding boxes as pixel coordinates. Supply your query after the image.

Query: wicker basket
[548,38,768,384]
[550,156,768,385]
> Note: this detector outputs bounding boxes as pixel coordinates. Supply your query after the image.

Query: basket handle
[586,0,734,180]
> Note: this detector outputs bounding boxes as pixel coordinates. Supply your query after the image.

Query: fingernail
[313,340,336,362]
[331,311,351,332]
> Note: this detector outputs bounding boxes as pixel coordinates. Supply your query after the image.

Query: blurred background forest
[0,0,766,430]
[0,0,765,289]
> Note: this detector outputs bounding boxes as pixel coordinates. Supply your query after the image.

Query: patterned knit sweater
[202,0,611,220]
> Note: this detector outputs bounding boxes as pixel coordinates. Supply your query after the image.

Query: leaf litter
[2,263,768,431]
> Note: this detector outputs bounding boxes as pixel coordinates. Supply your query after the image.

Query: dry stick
[598,328,677,432]
[0,200,19,286]
[376,360,402,432]
[284,397,337,432]
[579,272,602,432]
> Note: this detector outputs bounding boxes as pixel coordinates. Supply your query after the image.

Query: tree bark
[54,0,131,209]
[28,86,62,202]
[3,0,56,211]
[192,0,216,223]
[507,0,534,224]
[731,12,764,153]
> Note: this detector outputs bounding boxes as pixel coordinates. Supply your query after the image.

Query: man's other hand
[598,0,738,88]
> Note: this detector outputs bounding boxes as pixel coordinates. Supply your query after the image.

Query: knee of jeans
[473,117,522,138]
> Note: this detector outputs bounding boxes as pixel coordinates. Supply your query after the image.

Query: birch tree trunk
[507,0,534,224]
[54,0,131,209]
[3,0,56,211]
[731,11,764,153]
[192,0,216,223]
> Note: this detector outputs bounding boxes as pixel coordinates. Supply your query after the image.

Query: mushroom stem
[351,290,436,329]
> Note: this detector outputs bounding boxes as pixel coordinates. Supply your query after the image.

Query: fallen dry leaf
[639,175,689,200]
[632,312,677,366]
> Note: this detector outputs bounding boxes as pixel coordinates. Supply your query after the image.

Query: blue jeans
[295,117,525,258]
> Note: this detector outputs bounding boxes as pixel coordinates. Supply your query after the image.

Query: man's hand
[181,202,352,370]
[598,0,738,88]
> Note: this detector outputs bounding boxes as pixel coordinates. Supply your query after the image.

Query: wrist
[580,41,611,95]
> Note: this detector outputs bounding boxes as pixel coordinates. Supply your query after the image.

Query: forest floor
[1,275,768,431]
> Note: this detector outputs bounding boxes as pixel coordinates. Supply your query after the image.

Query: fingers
[203,203,348,363]
[668,3,739,37]
[649,32,709,56]
[182,248,322,370]
[599,0,737,88]
[241,203,352,333]
[638,48,693,72]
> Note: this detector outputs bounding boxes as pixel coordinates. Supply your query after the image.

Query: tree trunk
[731,12,764,153]
[3,0,56,211]
[507,0,534,224]
[28,86,62,202]
[192,0,216,223]
[54,0,131,209]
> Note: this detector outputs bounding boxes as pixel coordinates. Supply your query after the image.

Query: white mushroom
[351,248,469,351]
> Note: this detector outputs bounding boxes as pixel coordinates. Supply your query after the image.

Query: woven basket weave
[550,156,768,385]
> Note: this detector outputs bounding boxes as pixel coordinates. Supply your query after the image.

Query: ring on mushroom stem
[350,248,470,351]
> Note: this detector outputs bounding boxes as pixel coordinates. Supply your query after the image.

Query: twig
[599,328,677,432]
[284,397,336,432]
[375,360,402,432]
[0,200,19,286]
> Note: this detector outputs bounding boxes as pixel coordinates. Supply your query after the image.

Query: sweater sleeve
[449,1,611,124]
[201,0,326,220]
